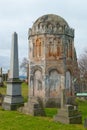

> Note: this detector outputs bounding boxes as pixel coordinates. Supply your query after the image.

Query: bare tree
[78,50,87,77]
[20,57,29,81]
[78,50,87,92]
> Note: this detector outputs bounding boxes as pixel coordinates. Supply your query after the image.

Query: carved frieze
[30,24,74,38]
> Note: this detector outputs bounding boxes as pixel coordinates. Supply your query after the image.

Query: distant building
[28,14,79,107]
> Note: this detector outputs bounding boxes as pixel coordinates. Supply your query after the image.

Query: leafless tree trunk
[20,57,29,83]
[78,50,87,92]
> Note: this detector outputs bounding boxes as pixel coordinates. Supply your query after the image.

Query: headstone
[2,32,24,110]
[0,68,3,86]
[54,88,82,124]
[18,96,46,116]
[84,118,87,128]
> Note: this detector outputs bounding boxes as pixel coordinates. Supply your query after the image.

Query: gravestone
[0,68,3,87]
[84,118,87,128]
[54,88,82,124]
[18,96,46,116]
[2,32,24,110]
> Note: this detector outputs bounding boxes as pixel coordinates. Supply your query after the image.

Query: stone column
[61,88,66,108]
[2,32,24,110]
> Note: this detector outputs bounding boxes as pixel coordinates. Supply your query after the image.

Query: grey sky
[0,0,87,71]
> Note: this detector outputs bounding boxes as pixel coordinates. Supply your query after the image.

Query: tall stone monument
[2,32,24,110]
[28,14,80,107]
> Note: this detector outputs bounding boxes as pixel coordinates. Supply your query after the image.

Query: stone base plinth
[54,104,82,124]
[2,95,24,110]
[18,96,46,116]
[2,80,24,110]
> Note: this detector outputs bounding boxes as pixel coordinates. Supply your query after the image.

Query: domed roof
[33,14,69,27]
[29,14,71,36]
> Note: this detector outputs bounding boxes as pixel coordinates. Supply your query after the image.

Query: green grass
[0,83,6,95]
[21,82,28,102]
[0,84,87,130]
[45,108,58,117]
[76,99,87,122]
[0,106,85,130]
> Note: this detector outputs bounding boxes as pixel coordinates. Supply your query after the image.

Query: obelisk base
[2,80,24,110]
[2,95,24,110]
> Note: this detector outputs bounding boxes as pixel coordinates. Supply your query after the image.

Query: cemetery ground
[0,83,87,130]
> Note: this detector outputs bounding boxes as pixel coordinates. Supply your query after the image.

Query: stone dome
[34,14,69,27]
[30,14,69,35]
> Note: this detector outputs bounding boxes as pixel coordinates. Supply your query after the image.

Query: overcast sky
[0,0,87,72]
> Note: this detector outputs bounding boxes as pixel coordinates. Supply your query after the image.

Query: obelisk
[9,32,19,80]
[2,32,24,110]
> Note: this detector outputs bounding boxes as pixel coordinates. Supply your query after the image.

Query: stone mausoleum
[28,14,79,107]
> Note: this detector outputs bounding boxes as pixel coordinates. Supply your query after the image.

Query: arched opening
[34,70,42,96]
[65,70,72,95]
[35,39,41,57]
[66,71,71,89]
[48,69,61,97]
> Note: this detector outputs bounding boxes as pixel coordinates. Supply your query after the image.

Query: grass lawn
[0,83,87,130]
[21,82,28,102]
[0,83,6,95]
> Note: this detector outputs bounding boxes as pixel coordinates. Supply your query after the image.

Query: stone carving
[39,23,45,33]
[53,25,57,33]
[46,23,53,33]
[46,37,62,58]
[58,26,63,33]
[33,38,42,58]
[31,22,70,35]
[30,14,74,37]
